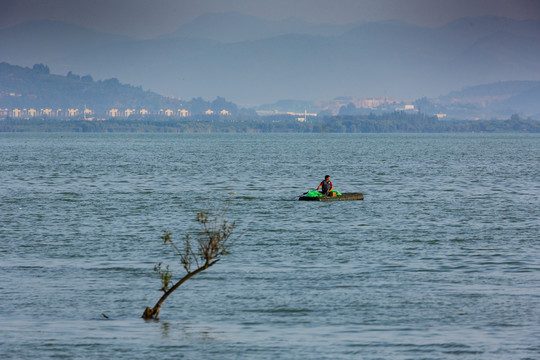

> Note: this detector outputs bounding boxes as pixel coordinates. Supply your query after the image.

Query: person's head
[325,175,330,180]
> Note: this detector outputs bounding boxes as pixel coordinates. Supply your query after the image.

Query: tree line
[1,113,538,133]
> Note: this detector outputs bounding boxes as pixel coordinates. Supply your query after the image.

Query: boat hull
[298,193,364,201]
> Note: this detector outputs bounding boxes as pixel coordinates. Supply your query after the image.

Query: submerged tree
[142,204,235,320]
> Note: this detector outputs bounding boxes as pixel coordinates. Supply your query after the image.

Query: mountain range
[161,11,353,42]
[1,13,540,106]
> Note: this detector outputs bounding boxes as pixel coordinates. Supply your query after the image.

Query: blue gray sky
[1,0,539,38]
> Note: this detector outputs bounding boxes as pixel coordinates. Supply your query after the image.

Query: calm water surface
[1,133,539,359]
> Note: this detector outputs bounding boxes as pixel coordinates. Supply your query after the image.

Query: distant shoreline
[1,116,539,133]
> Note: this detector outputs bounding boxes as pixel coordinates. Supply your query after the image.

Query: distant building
[286,111,317,117]
[83,108,94,120]
[205,109,214,115]
[178,109,190,117]
[11,109,21,118]
[108,109,119,117]
[28,108,37,117]
[67,108,79,117]
[396,104,417,112]
[124,109,136,117]
[220,109,231,116]
[255,110,279,116]
[140,109,150,116]
[435,113,447,119]
[164,109,174,117]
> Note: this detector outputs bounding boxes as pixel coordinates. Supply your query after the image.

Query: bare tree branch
[142,202,236,320]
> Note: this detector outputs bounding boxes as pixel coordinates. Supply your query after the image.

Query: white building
[67,108,79,117]
[178,109,190,117]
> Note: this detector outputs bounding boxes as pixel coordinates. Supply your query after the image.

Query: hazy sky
[1,0,539,38]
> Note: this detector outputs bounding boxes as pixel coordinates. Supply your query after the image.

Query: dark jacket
[320,180,333,193]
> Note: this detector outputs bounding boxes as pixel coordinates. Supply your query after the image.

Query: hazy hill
[0,20,133,65]
[0,62,186,112]
[495,84,540,115]
[437,81,540,118]
[440,16,540,42]
[162,11,352,42]
[1,14,539,106]
[439,81,540,103]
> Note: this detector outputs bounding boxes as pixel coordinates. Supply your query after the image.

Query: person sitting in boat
[317,175,333,194]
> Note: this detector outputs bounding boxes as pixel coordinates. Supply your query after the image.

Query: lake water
[1,133,539,359]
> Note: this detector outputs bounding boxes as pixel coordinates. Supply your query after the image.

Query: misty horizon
[1,1,540,107]
[2,0,539,38]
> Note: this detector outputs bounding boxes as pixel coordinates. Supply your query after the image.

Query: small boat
[298,192,364,201]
